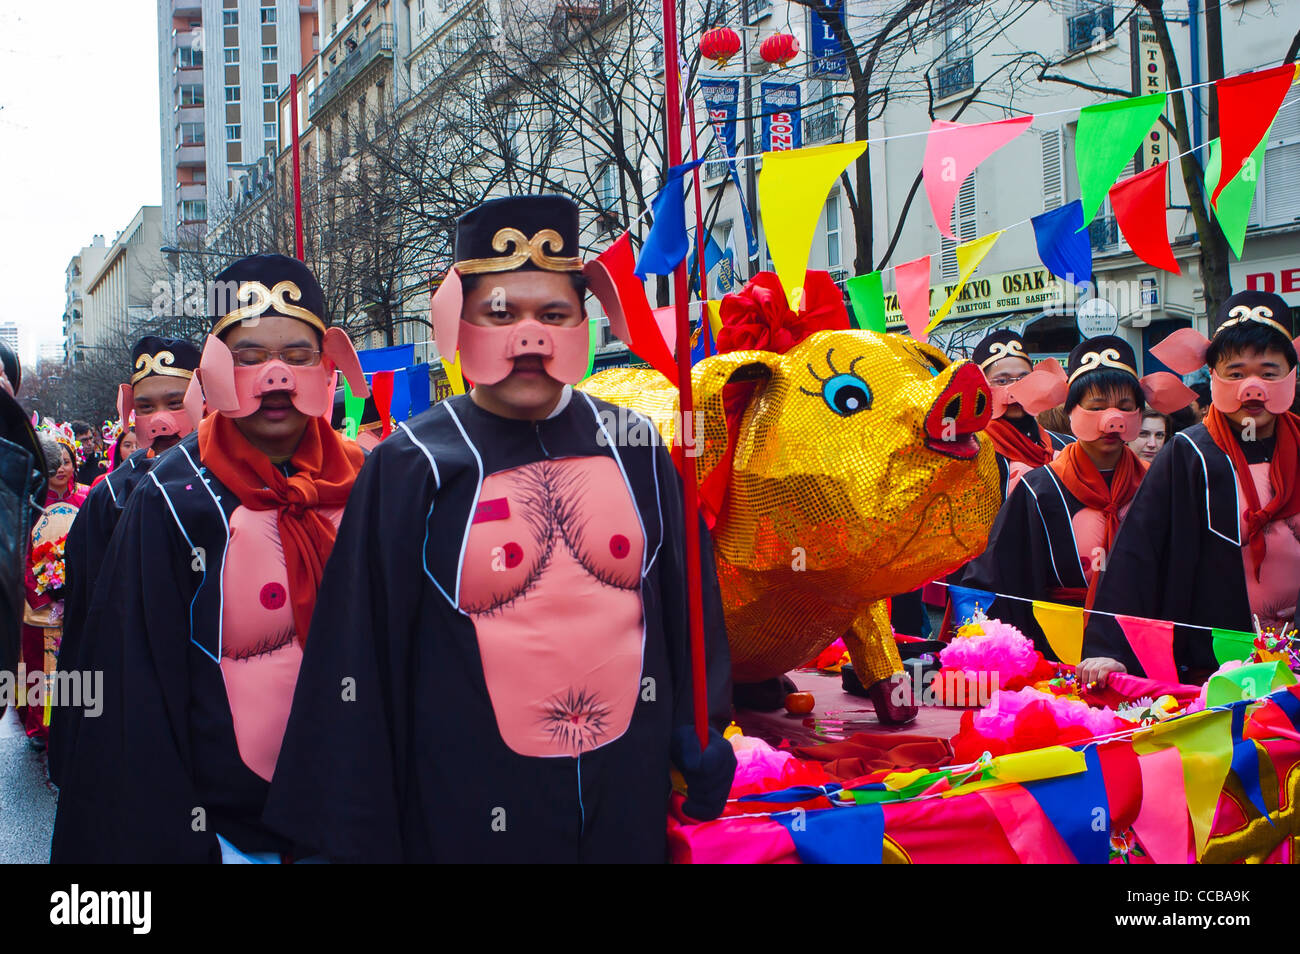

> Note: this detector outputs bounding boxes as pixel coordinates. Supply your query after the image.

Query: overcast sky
[0,1,161,364]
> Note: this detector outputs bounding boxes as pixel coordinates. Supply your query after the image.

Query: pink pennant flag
[923,116,1033,240]
[895,255,933,339]
[1132,747,1192,864]
[1109,163,1180,274]
[1117,614,1178,684]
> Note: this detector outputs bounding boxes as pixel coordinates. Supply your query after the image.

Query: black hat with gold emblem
[130,336,200,385]
[208,253,327,338]
[972,329,1031,372]
[1066,334,1140,385]
[453,195,584,275]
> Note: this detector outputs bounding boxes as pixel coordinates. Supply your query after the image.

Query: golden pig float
[579,271,1001,725]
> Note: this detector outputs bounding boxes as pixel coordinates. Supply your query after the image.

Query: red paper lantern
[759,32,800,67]
[700,27,742,67]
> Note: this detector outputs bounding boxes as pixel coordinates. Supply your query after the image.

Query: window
[261,8,277,23]
[223,10,238,25]
[417,0,426,32]
[180,122,204,144]
[1088,157,1132,251]
[178,47,203,68]
[825,193,841,270]
[597,163,618,210]
[1067,1,1115,54]
[1040,127,1065,212]
[264,83,279,101]
[225,84,240,103]
[179,84,203,106]
[263,45,278,63]
[181,200,207,222]
[940,174,977,279]
[226,124,241,142]
[264,122,278,145]
[224,47,239,64]
[1259,97,1300,227]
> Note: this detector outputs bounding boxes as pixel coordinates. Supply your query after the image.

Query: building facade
[81,208,165,355]
[63,235,110,365]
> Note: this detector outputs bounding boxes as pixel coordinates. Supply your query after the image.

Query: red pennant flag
[894,255,932,339]
[1109,163,1179,274]
[1117,614,1178,684]
[1212,64,1295,205]
[585,232,678,384]
[372,370,394,439]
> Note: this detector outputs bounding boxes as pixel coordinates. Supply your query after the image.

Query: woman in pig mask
[1081,291,1300,686]
[963,335,1191,658]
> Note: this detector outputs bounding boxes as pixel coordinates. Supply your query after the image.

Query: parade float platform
[674,645,1300,864]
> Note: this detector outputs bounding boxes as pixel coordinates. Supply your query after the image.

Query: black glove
[671,725,736,821]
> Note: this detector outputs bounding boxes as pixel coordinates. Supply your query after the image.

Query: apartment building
[63,236,110,365]
[81,208,165,355]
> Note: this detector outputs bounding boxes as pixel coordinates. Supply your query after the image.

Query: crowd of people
[0,190,1296,864]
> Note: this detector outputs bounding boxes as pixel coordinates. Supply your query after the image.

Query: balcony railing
[1088,215,1119,251]
[803,111,839,143]
[1068,4,1115,53]
[936,56,974,100]
[747,0,773,22]
[309,24,395,117]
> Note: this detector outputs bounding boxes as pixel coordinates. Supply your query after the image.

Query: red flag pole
[660,3,711,750]
[290,72,305,261]
[687,98,712,358]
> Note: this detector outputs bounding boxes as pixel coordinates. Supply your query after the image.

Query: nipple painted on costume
[610,534,630,559]
[260,582,287,610]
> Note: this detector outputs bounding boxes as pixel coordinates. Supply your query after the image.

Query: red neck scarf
[198,413,364,643]
[1049,441,1146,609]
[1204,406,1300,581]
[986,416,1054,469]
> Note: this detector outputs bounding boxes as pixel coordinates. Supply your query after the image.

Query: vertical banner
[1132,18,1166,171]
[808,0,848,77]
[698,72,760,261]
[760,82,803,152]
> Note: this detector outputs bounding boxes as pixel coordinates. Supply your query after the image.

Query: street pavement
[0,707,55,864]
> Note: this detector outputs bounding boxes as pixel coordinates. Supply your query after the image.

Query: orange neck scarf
[986,416,1054,469]
[198,413,364,643]
[1204,406,1300,581]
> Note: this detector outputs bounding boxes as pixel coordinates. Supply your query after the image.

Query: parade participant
[972,329,1072,499]
[69,421,101,486]
[1081,291,1300,685]
[265,195,736,862]
[962,335,1191,656]
[51,254,369,862]
[48,337,201,787]
[98,427,138,479]
[1128,411,1169,464]
[0,342,44,687]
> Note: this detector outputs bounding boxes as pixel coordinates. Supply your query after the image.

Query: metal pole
[291,72,305,262]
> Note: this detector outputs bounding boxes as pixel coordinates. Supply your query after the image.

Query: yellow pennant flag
[989,745,1087,783]
[925,231,1003,333]
[1133,708,1234,860]
[1032,600,1084,665]
[445,351,466,396]
[758,141,868,310]
[705,300,723,339]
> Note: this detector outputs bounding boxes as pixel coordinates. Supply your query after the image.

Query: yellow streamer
[925,231,1003,333]
[1133,708,1234,860]
[758,141,868,309]
[989,745,1086,783]
[1032,599,1084,666]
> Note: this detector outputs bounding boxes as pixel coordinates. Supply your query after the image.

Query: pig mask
[117,382,201,451]
[431,270,591,386]
[989,357,1069,418]
[197,326,370,418]
[1069,406,1141,442]
[1209,368,1297,415]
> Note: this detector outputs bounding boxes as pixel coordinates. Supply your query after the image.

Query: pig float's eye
[800,349,873,416]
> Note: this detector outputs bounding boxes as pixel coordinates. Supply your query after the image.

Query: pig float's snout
[923,361,992,460]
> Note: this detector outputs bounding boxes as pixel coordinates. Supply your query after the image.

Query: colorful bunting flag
[408,362,432,415]
[1211,627,1255,665]
[774,802,885,864]
[923,116,1033,240]
[1227,703,1273,824]
[927,231,1003,332]
[758,140,867,309]
[1204,133,1268,260]
[1132,747,1191,864]
[586,232,678,384]
[1206,660,1297,708]
[1032,599,1083,665]
[444,351,466,396]
[584,318,600,380]
[1133,708,1234,859]
[1211,63,1295,205]
[1031,199,1092,288]
[845,271,887,332]
[894,255,932,340]
[1019,746,1111,864]
[371,370,394,439]
[949,585,996,626]
[342,378,363,440]
[1075,92,1167,226]
[1109,162,1180,273]
[635,160,708,278]
[1117,615,1177,684]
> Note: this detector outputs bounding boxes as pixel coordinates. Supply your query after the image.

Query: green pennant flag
[583,317,600,380]
[1204,130,1269,260]
[342,378,364,440]
[1075,93,1168,227]
[845,271,887,333]
[1211,627,1256,666]
[1206,660,1297,708]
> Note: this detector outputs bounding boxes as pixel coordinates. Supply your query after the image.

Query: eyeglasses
[989,372,1030,388]
[230,347,322,367]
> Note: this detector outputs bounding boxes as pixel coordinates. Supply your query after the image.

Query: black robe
[48,449,155,786]
[961,463,1092,657]
[993,420,1074,502]
[51,433,300,863]
[263,390,733,863]
[1083,424,1268,679]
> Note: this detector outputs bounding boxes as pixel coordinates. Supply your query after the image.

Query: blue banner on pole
[809,0,848,78]
[760,82,803,152]
[699,72,760,262]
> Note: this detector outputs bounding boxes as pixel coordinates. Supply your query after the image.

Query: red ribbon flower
[715,271,850,356]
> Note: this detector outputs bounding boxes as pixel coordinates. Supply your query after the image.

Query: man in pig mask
[52,255,369,862]
[265,195,736,862]
[48,336,201,786]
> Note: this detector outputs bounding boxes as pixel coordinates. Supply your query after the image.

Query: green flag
[845,271,887,333]
[1204,130,1269,259]
[1075,93,1168,227]
[1211,627,1256,666]
[342,378,364,440]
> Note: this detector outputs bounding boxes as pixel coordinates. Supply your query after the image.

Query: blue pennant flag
[1021,745,1110,864]
[688,231,726,297]
[635,160,707,279]
[775,802,884,864]
[1031,200,1092,290]
[1228,701,1274,825]
[949,585,997,626]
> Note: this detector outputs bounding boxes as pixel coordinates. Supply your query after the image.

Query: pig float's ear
[687,350,784,529]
